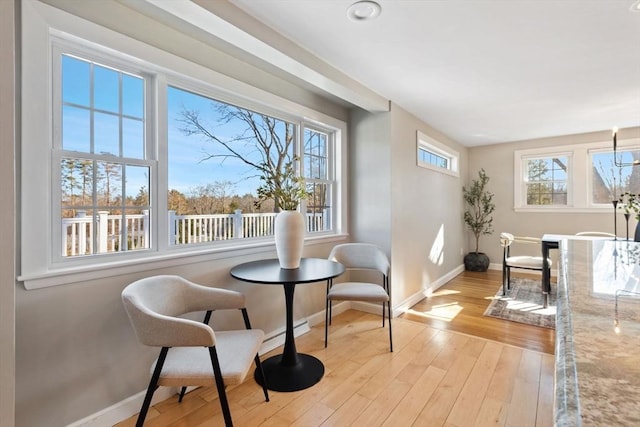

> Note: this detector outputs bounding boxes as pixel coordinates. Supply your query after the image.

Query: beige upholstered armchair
[121,275,269,427]
[326,243,393,352]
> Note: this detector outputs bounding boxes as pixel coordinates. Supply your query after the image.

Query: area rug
[483,277,556,329]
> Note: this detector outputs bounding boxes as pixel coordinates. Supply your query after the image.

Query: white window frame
[514,137,640,212]
[416,130,459,177]
[19,1,347,289]
[518,151,572,209]
[302,123,336,236]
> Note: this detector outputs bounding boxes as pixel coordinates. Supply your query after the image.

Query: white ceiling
[225,0,640,147]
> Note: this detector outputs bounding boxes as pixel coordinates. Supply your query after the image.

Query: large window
[20,17,345,289]
[166,86,335,246]
[58,55,152,258]
[515,141,640,211]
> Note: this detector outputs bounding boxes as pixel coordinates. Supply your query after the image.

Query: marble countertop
[555,239,640,427]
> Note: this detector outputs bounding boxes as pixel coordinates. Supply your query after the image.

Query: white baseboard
[66,386,178,427]
[391,264,465,316]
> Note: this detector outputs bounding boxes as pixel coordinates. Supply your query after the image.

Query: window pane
[61,158,93,208]
[62,105,91,152]
[304,129,328,179]
[123,117,144,159]
[525,156,568,206]
[61,208,96,257]
[167,85,297,244]
[126,165,149,207]
[306,182,331,232]
[94,65,119,113]
[94,112,120,155]
[418,147,449,170]
[122,74,144,118]
[62,55,90,107]
[122,208,150,251]
[591,151,640,204]
[96,161,122,206]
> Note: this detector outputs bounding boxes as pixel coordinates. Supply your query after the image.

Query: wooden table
[230,258,345,392]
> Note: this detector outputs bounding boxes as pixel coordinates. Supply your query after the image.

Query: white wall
[350,104,469,310]
[390,104,468,304]
[0,1,16,426]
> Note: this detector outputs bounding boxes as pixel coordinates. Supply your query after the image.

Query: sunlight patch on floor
[405,302,463,321]
[430,289,461,297]
[503,297,556,315]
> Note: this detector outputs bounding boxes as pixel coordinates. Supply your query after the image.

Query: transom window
[416,130,459,176]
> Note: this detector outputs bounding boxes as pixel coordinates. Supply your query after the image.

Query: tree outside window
[525,157,568,205]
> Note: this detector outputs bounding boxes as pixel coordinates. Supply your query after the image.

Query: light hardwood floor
[403,270,555,354]
[116,270,555,427]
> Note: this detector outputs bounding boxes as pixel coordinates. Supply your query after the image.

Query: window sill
[513,207,613,214]
[18,233,349,290]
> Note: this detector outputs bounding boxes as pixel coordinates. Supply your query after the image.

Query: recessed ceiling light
[347,1,382,21]
[631,0,640,11]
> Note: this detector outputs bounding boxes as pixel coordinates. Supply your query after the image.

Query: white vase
[274,210,305,269]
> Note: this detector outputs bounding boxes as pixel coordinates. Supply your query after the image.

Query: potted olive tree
[463,169,495,271]
[255,157,309,269]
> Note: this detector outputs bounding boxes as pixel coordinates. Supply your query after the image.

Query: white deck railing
[62,209,329,257]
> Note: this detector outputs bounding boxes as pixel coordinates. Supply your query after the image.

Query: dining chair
[121,275,269,427]
[500,232,552,296]
[326,243,393,352]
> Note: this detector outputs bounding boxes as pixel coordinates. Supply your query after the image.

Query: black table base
[255,353,324,392]
[231,259,344,393]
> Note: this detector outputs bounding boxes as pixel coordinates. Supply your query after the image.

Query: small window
[416,131,459,176]
[523,156,569,206]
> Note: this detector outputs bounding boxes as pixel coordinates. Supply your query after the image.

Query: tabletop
[230,258,345,285]
[555,239,640,426]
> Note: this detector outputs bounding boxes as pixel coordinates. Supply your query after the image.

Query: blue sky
[166,86,264,195]
[62,54,267,198]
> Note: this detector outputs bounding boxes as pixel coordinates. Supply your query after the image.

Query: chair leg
[324,299,330,348]
[209,347,233,427]
[381,301,386,327]
[502,265,507,295]
[387,301,393,352]
[240,308,269,402]
[178,386,187,402]
[253,354,270,402]
[136,347,169,427]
